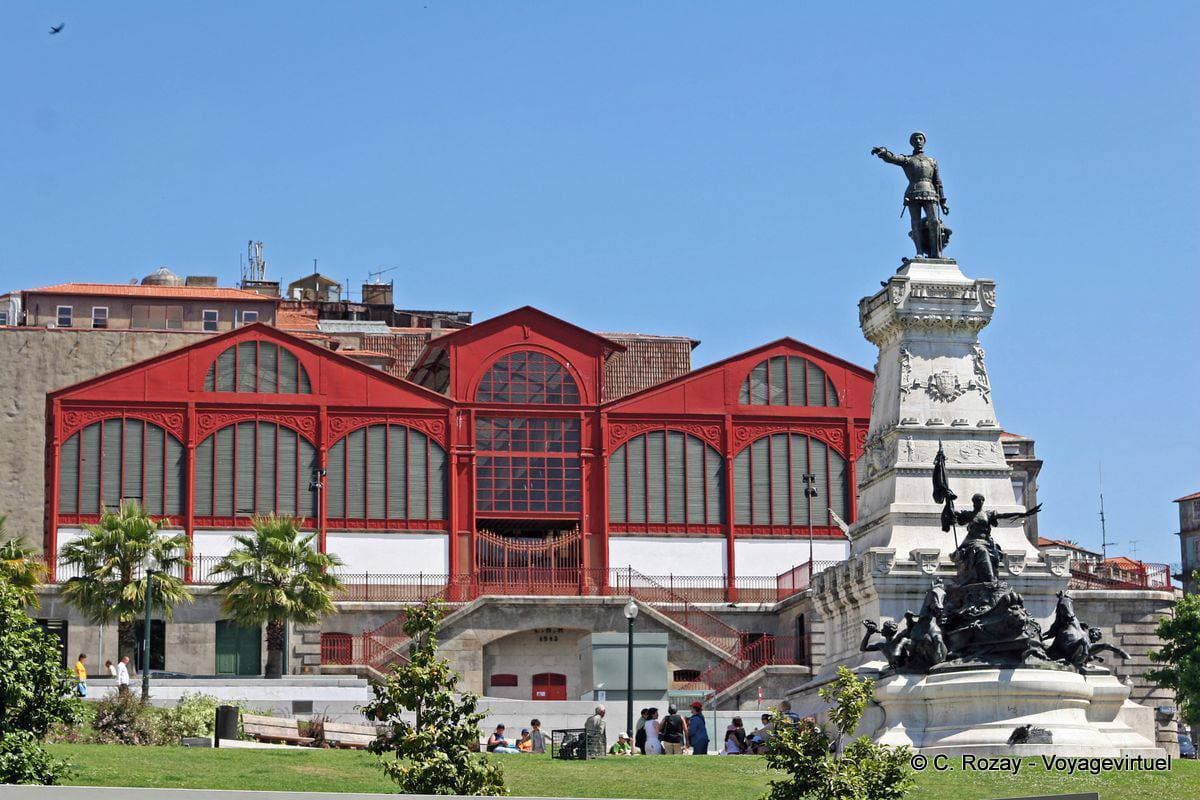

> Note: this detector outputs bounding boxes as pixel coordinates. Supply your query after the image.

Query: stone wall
[0,328,209,551]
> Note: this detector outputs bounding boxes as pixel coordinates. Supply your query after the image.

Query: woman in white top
[643,708,664,755]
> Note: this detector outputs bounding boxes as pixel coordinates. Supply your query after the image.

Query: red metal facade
[45,308,873,597]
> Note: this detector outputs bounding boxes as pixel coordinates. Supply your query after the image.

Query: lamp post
[802,473,818,565]
[623,598,639,738]
[141,569,159,702]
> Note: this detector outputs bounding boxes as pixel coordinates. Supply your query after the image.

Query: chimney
[240,280,281,297]
[361,282,393,306]
[185,276,219,287]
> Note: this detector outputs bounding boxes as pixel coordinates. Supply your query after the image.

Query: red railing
[1068,562,1173,591]
[681,634,806,698]
[776,560,837,601]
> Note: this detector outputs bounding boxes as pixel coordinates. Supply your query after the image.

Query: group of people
[72,653,134,697]
[722,702,799,755]
[485,719,548,754]
[632,702,706,754]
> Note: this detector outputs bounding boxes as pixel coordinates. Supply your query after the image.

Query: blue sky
[2,3,1196,565]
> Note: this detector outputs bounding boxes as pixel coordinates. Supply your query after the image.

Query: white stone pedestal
[873,666,1162,756]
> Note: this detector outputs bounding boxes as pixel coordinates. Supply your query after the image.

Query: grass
[47,744,1200,799]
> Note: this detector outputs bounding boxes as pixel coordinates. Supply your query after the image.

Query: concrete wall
[0,328,210,551]
[733,538,848,575]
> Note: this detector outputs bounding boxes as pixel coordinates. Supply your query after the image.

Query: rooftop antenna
[1128,539,1141,559]
[243,241,266,283]
[368,266,398,284]
[1099,462,1115,561]
[313,258,318,272]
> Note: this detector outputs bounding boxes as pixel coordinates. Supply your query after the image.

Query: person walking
[72,653,88,698]
[658,704,689,755]
[643,708,663,755]
[529,719,547,754]
[115,655,131,696]
[104,659,116,678]
[686,701,709,755]
[584,704,607,758]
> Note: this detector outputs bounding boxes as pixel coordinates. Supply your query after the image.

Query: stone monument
[786,136,1162,757]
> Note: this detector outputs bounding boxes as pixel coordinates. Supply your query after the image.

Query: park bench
[242,714,315,746]
[322,721,378,749]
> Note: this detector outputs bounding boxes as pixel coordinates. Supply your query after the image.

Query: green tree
[364,599,505,797]
[0,517,48,610]
[0,581,80,784]
[212,515,343,679]
[1148,571,1200,726]
[763,667,914,800]
[59,501,192,663]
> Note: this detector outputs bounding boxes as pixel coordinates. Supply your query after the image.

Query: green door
[215,621,261,676]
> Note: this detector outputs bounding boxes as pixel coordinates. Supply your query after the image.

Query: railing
[1068,562,1173,591]
[681,634,806,698]
[776,560,838,601]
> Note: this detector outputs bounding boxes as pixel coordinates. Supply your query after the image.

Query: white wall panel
[607,536,726,577]
[733,537,849,576]
[326,532,448,575]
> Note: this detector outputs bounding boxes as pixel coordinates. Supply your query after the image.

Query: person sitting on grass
[530,719,547,754]
[723,717,747,754]
[609,731,634,755]
[748,713,774,754]
[486,724,520,754]
[517,728,534,752]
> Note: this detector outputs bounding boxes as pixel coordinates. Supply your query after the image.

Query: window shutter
[58,433,80,514]
[733,449,750,525]
[80,423,101,514]
[806,361,827,406]
[298,362,312,394]
[748,361,769,404]
[235,423,256,515]
[143,424,164,515]
[204,364,215,392]
[684,435,705,524]
[194,436,213,516]
[407,429,428,519]
[255,423,277,513]
[646,431,665,523]
[706,447,725,524]
[626,435,646,523]
[165,434,183,517]
[826,377,840,407]
[346,428,366,519]
[428,440,447,520]
[366,425,387,519]
[769,434,790,525]
[386,426,407,519]
[608,445,626,523]
[122,420,144,506]
[326,439,345,519]
[810,439,828,525]
[666,432,686,524]
[789,435,811,525]
[787,357,806,406]
[828,448,847,525]
[276,427,297,515]
[279,350,298,393]
[214,426,235,516]
[750,437,770,525]
[768,357,787,406]
[101,418,122,510]
[237,343,257,392]
[216,347,236,392]
[300,438,319,518]
[258,343,278,393]
[738,378,751,405]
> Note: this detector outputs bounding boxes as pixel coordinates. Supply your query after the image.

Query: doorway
[532,672,567,701]
[216,620,262,676]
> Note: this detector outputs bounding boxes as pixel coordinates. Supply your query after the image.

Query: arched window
[58,418,184,517]
[733,433,848,527]
[193,421,318,518]
[476,351,580,404]
[325,424,447,523]
[609,430,725,527]
[739,355,838,407]
[204,341,312,394]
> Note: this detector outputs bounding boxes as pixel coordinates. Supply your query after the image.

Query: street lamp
[802,473,818,566]
[623,598,639,738]
[142,568,159,702]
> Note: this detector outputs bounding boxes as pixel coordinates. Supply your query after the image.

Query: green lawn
[46,744,1200,800]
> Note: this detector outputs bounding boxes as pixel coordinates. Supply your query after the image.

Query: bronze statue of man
[871,132,951,258]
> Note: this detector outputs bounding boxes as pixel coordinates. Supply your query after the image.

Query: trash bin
[215,705,239,746]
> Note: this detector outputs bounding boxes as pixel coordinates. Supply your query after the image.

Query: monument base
[872,666,1163,757]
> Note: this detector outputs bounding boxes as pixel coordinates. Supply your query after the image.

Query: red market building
[45,306,873,599]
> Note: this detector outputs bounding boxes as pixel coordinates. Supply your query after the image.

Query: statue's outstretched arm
[992,503,1043,523]
[871,146,906,165]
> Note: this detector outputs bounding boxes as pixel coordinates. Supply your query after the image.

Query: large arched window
[609,430,725,527]
[203,341,312,394]
[733,433,848,527]
[739,356,838,407]
[193,422,318,518]
[58,418,184,516]
[476,351,580,404]
[325,424,447,523]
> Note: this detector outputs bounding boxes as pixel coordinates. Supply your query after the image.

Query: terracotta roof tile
[1174,491,1200,502]
[361,332,434,380]
[24,283,277,302]
[601,333,696,401]
[275,307,320,330]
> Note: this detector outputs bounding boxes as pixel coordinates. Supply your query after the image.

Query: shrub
[157,693,221,743]
[91,692,157,745]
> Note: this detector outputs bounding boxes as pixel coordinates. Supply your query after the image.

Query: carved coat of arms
[925,369,967,401]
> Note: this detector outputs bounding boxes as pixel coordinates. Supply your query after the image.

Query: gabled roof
[604,336,873,409]
[287,273,341,288]
[408,306,627,366]
[1174,491,1200,503]
[24,283,277,303]
[1037,536,1101,556]
[49,322,452,406]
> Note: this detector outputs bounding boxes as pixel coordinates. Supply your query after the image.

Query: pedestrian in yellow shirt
[73,653,88,697]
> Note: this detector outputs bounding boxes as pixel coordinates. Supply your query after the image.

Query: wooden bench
[323,721,378,749]
[242,714,315,746]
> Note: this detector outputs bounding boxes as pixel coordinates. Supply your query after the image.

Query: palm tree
[213,514,343,679]
[59,501,192,662]
[0,516,49,609]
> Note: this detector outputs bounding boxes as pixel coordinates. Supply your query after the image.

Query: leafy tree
[0,517,48,610]
[1148,571,1200,726]
[0,581,80,784]
[212,515,343,679]
[59,501,192,662]
[363,599,505,797]
[763,666,914,800]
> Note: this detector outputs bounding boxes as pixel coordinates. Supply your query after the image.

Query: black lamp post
[623,598,639,738]
[141,568,159,701]
[802,473,818,565]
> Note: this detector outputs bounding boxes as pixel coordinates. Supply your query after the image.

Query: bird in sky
[49,23,65,35]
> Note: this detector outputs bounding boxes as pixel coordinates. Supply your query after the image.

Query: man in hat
[687,700,709,755]
[871,132,951,257]
[609,731,635,755]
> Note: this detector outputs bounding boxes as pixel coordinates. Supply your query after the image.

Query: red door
[532,672,567,701]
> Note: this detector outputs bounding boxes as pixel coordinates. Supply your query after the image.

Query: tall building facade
[1177,491,1200,594]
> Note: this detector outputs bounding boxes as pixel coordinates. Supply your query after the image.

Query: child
[530,719,547,754]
